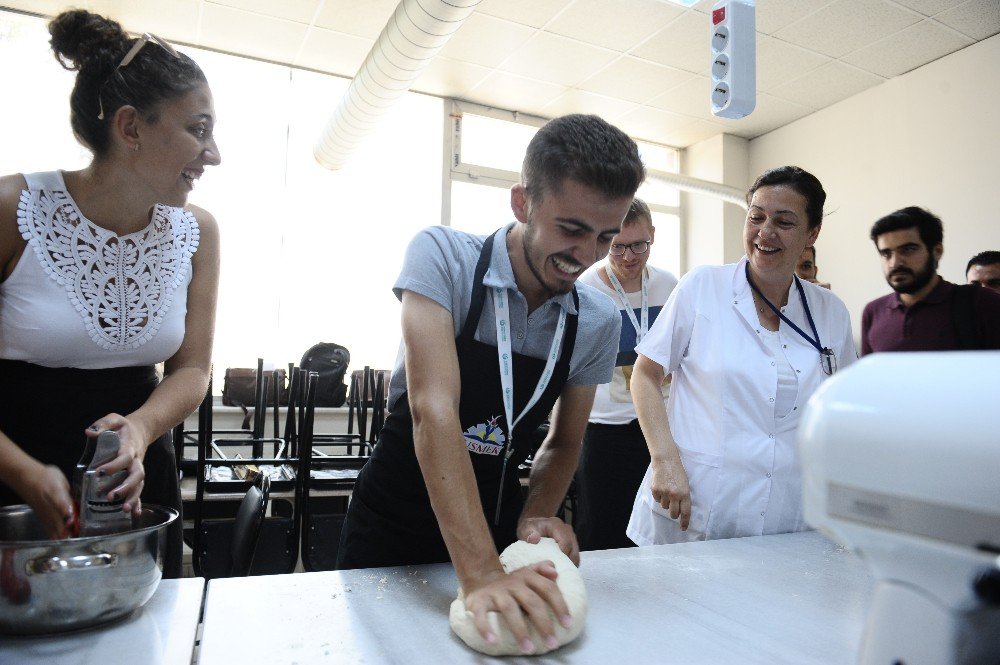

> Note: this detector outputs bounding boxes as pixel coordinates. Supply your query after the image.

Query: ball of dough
[449,537,587,656]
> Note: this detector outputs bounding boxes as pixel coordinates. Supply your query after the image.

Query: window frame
[442,101,547,226]
[443,100,684,272]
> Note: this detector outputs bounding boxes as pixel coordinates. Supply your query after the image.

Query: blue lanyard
[745,262,836,375]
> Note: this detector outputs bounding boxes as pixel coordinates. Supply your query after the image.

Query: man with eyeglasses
[861,207,1000,354]
[573,199,678,551]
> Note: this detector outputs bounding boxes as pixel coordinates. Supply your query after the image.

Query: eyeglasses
[609,241,651,256]
[98,33,180,120]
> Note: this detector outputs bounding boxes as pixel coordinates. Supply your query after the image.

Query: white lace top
[0,171,199,369]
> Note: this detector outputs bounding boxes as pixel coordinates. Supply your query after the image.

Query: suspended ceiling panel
[2,0,996,148]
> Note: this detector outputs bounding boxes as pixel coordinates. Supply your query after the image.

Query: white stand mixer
[798,351,1000,665]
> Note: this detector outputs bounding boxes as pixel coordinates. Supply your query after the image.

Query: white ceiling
[3,0,997,148]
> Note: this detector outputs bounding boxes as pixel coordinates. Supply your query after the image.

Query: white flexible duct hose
[314,0,481,169]
[657,172,748,209]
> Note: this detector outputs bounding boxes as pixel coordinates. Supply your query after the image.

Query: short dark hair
[622,197,652,230]
[49,10,208,157]
[521,114,645,204]
[746,166,826,229]
[967,250,1000,275]
[869,206,943,249]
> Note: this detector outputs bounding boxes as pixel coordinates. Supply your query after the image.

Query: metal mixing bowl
[0,504,177,635]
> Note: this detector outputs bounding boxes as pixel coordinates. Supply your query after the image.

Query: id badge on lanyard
[605,267,648,343]
[745,263,838,376]
[492,286,566,525]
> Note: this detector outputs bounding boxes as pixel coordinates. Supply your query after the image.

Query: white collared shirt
[627,257,857,544]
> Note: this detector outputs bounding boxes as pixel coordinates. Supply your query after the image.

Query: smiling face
[510,179,632,307]
[133,84,221,207]
[744,184,820,285]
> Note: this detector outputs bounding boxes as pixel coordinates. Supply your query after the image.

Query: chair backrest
[229,474,270,576]
[173,379,214,476]
[299,370,374,571]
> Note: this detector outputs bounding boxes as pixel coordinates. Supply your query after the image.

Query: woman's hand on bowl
[21,464,75,539]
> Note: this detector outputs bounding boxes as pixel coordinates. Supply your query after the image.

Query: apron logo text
[463,415,506,456]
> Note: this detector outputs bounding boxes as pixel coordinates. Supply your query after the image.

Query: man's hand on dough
[463,564,571,655]
[518,516,580,565]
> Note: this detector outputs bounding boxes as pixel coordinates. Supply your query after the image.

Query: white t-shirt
[626,257,857,545]
[578,263,678,425]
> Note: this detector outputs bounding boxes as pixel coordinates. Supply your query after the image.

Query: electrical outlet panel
[710,0,756,119]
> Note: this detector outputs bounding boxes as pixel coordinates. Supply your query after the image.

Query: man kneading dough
[450,538,587,656]
[334,115,643,655]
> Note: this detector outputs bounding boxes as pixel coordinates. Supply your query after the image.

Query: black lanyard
[745,262,837,375]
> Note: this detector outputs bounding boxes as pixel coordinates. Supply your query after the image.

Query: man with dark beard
[336,114,644,654]
[861,206,1000,354]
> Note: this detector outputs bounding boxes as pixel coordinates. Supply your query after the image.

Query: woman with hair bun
[626,166,857,546]
[0,9,221,576]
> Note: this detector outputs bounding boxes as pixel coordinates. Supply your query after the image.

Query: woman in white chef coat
[626,166,856,545]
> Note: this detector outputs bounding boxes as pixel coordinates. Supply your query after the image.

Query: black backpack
[299,343,350,407]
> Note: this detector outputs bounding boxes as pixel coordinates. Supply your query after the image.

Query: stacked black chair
[172,370,249,478]
[190,360,306,578]
[229,474,270,577]
[184,363,388,574]
[306,365,382,457]
[298,367,388,571]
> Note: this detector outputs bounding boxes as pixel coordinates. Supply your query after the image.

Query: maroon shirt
[861,278,1000,355]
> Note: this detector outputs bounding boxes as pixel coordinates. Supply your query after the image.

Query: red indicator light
[713,7,726,25]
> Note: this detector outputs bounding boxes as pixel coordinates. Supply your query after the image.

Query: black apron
[337,232,579,569]
[0,360,183,578]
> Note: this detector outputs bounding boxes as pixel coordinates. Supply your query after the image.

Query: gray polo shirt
[387,224,621,410]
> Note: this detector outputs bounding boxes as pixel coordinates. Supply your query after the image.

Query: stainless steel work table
[198,531,874,664]
[0,577,205,665]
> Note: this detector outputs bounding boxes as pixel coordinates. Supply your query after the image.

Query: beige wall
[683,133,750,270]
[747,34,1000,341]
